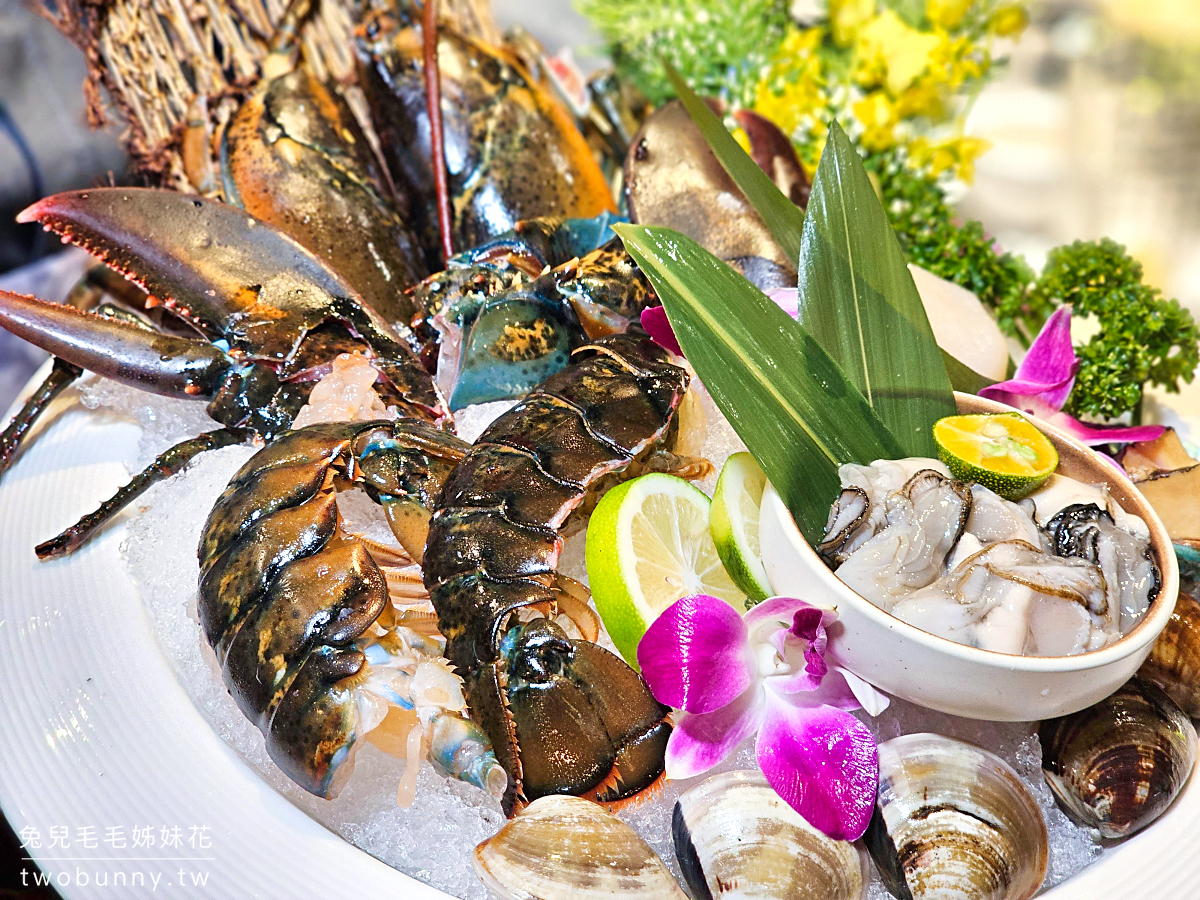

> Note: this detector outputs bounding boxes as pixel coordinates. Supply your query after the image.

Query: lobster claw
[0,290,229,399]
[473,618,671,815]
[18,188,401,361]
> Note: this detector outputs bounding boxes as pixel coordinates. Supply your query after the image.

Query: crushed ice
[76,374,1105,898]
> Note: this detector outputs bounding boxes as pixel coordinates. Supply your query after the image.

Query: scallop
[671,771,868,900]
[473,795,686,900]
[865,733,1048,900]
[1040,678,1197,838]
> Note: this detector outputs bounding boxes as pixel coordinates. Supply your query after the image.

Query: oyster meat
[821,461,1159,655]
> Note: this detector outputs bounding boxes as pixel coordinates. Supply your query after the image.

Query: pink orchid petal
[974,395,1165,450]
[640,306,683,356]
[637,595,753,714]
[980,374,1076,410]
[1041,412,1166,448]
[770,665,862,708]
[980,306,1078,410]
[767,287,800,319]
[747,599,840,695]
[744,596,833,630]
[792,607,830,680]
[755,687,879,841]
[642,290,799,359]
[665,685,765,780]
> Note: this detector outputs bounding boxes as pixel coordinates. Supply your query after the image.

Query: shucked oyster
[822,460,1158,655]
[1045,503,1160,632]
[833,470,972,607]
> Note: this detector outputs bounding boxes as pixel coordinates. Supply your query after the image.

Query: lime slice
[709,452,772,605]
[586,473,748,668]
[934,412,1058,500]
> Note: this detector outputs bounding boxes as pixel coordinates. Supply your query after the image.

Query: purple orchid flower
[640,288,799,357]
[636,594,882,841]
[979,306,1163,447]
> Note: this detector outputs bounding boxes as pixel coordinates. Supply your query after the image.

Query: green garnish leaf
[575,0,789,106]
[615,224,905,542]
[663,63,805,266]
[1030,238,1200,419]
[795,121,957,457]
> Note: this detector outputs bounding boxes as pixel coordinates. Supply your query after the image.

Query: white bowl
[758,393,1180,721]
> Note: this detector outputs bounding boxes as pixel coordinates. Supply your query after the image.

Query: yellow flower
[989,3,1029,37]
[894,77,944,119]
[909,134,991,182]
[753,27,827,139]
[927,32,988,91]
[732,127,752,156]
[853,91,899,152]
[857,8,942,95]
[830,0,876,48]
[926,0,974,30]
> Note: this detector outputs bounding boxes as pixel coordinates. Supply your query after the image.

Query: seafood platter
[2,1,1200,898]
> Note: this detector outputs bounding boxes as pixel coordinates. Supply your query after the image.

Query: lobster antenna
[423,0,456,264]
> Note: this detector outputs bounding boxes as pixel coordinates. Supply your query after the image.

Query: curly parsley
[1030,239,1200,419]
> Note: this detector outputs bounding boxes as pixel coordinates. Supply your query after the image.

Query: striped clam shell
[1138,587,1200,717]
[866,734,1048,900]
[672,771,868,900]
[1040,678,1197,839]
[472,795,686,900]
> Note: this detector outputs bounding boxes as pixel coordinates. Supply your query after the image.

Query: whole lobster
[0,0,624,557]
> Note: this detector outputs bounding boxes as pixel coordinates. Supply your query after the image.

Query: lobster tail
[197,420,473,798]
[424,332,692,812]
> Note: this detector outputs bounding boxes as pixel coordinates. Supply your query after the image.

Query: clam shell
[1040,677,1197,838]
[866,733,1048,900]
[472,795,686,900]
[1138,586,1200,716]
[672,770,868,900]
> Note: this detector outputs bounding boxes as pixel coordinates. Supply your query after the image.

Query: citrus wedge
[709,452,772,605]
[933,412,1058,499]
[586,473,747,668]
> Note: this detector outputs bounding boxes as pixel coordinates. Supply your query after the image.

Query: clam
[865,733,1048,900]
[473,794,686,900]
[1139,580,1200,716]
[671,771,868,900]
[1039,677,1197,838]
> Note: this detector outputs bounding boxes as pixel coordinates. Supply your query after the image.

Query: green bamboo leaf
[663,63,805,265]
[615,224,905,542]
[796,121,957,457]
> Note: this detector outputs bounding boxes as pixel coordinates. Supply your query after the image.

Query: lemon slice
[586,473,748,668]
[934,413,1058,500]
[709,452,772,605]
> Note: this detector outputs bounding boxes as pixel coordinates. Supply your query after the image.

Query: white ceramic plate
[1,369,1198,899]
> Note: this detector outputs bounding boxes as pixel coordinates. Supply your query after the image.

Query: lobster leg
[0,358,83,477]
[36,427,248,560]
